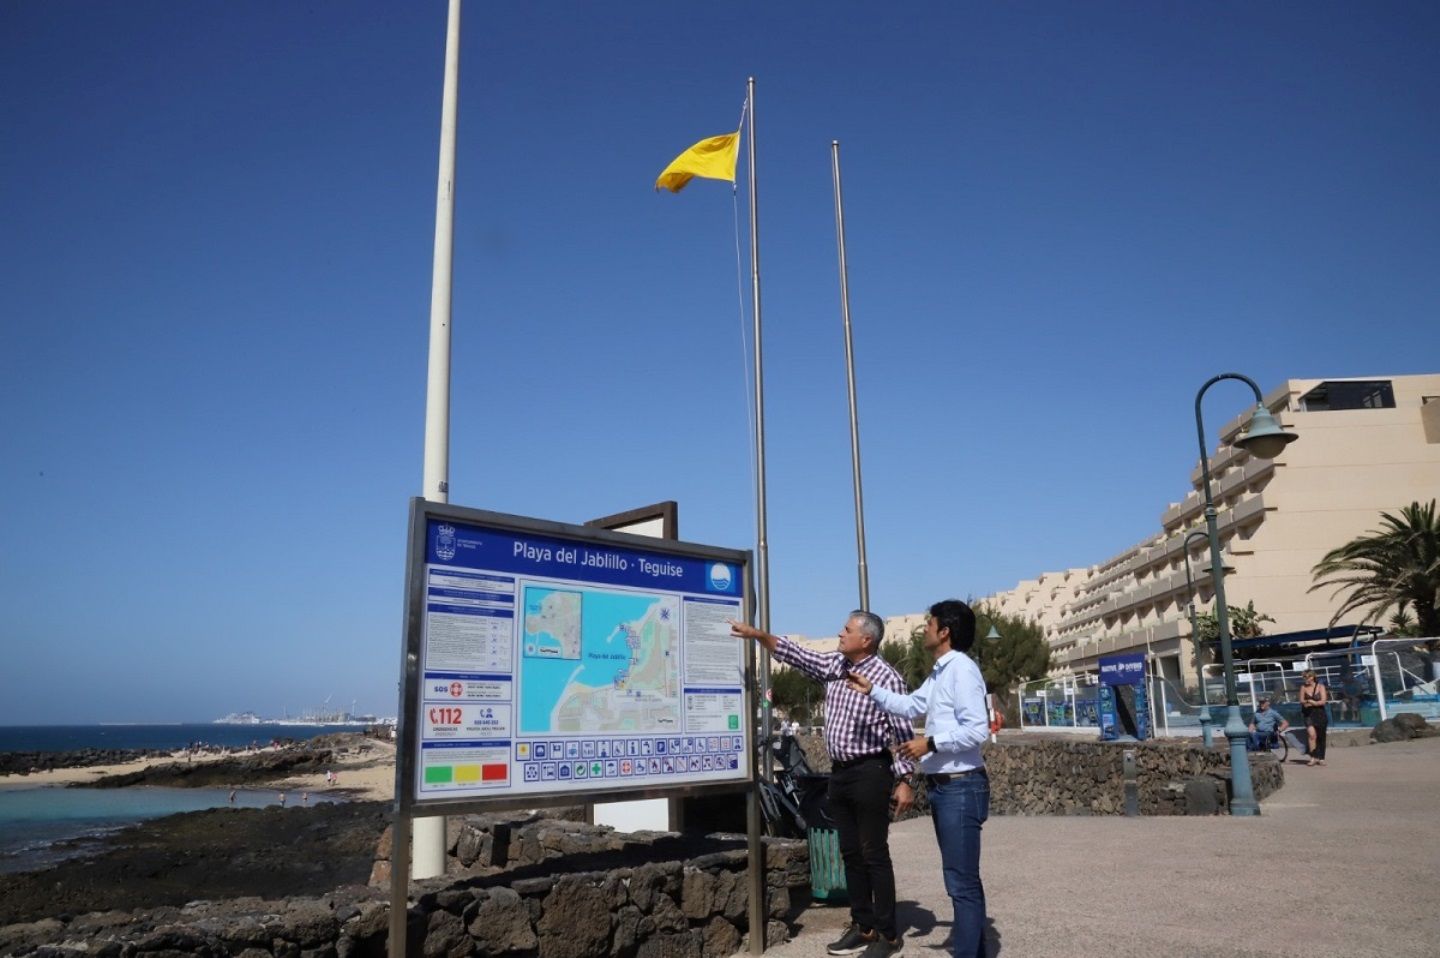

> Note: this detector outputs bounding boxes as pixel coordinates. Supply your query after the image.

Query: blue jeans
[1249,729,1283,750]
[928,771,989,958]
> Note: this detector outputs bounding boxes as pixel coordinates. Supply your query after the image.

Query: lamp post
[1181,529,1217,744]
[1193,374,1297,816]
[981,624,1001,738]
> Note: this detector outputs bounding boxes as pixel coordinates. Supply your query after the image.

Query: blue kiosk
[1098,652,1151,741]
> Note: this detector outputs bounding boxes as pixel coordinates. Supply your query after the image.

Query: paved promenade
[767,736,1440,958]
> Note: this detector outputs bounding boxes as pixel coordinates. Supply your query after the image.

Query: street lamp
[1182,529,1235,705]
[980,624,1001,737]
[1193,373,1297,816]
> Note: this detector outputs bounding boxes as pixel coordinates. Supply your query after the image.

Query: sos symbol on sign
[449,682,464,698]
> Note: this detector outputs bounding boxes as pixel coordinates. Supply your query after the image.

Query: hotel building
[973,374,1440,686]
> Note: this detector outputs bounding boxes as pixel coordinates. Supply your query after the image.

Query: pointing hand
[729,620,761,640]
[844,672,873,695]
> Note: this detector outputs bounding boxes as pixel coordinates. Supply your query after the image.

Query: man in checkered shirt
[731,611,916,957]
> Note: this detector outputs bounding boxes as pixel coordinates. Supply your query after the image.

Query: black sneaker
[860,936,904,958]
[826,925,876,956]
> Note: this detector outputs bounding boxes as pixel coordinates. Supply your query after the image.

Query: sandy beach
[0,737,397,800]
[270,738,396,801]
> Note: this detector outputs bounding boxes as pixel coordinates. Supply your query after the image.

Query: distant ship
[214,711,262,725]
[214,698,383,727]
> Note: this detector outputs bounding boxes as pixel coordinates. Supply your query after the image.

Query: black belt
[832,750,890,770]
[924,768,986,786]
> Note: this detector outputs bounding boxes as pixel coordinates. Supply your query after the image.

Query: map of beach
[520,586,681,734]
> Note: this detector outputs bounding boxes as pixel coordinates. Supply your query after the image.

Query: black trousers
[1306,708,1328,760]
[828,755,897,939]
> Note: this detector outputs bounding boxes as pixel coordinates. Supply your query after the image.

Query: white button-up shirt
[868,649,989,774]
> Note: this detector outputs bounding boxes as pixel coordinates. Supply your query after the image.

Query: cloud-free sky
[3,2,1437,722]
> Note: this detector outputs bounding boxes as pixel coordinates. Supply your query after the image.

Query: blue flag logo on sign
[708,563,734,593]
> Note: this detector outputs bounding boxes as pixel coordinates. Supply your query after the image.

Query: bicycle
[755,730,815,837]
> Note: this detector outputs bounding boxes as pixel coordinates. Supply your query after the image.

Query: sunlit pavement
[764,736,1440,958]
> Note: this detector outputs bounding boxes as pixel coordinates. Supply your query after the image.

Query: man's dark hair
[929,599,976,652]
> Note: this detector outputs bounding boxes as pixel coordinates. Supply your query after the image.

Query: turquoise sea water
[0,785,340,874]
[519,589,661,733]
[0,724,363,874]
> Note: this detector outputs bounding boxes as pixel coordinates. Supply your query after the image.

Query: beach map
[520,586,681,734]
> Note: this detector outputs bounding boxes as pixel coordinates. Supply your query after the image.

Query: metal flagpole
[830,140,870,610]
[746,77,772,705]
[414,0,461,884]
[744,75,769,956]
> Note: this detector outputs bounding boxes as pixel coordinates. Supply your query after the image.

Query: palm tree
[1309,500,1440,642]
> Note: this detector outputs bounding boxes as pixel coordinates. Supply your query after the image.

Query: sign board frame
[395,498,755,818]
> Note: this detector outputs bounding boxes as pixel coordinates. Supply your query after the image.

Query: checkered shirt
[772,637,916,779]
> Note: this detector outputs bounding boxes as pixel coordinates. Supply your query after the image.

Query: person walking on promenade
[845,600,991,958]
[1300,669,1329,766]
[730,612,917,958]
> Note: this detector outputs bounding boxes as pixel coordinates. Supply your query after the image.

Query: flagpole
[414,0,461,886]
[830,140,870,610]
[744,74,770,957]
[746,77,772,710]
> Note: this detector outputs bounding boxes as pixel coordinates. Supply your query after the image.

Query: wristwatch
[926,736,937,754]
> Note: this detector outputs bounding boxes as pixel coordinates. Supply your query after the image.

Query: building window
[1299,380,1395,411]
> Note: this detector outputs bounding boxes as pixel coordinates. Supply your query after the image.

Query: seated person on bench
[1247,695,1289,749]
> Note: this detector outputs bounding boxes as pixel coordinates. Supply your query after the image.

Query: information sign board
[397,500,753,812]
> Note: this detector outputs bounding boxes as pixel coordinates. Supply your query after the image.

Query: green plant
[879,626,930,689]
[1190,600,1274,664]
[1386,604,1420,638]
[971,604,1050,716]
[768,666,817,725]
[1309,500,1440,640]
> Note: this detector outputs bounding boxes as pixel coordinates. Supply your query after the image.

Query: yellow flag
[655,131,740,193]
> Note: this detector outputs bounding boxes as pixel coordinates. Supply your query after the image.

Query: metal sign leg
[388,812,412,958]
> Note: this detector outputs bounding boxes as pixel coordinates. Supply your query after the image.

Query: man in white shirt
[846,600,990,958]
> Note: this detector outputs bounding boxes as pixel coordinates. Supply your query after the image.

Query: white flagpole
[413,0,462,883]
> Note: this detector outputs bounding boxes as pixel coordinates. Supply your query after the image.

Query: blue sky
[3,2,1437,723]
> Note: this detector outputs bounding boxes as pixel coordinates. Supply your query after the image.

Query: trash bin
[797,774,848,903]
[808,826,847,902]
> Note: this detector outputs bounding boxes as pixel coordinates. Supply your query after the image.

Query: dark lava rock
[1370,715,1436,743]
[82,748,335,789]
[0,747,173,777]
[0,801,389,925]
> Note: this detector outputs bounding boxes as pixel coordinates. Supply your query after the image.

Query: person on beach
[730,612,916,958]
[301,792,309,805]
[228,789,236,805]
[845,600,991,958]
[278,791,286,806]
[1300,670,1329,766]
